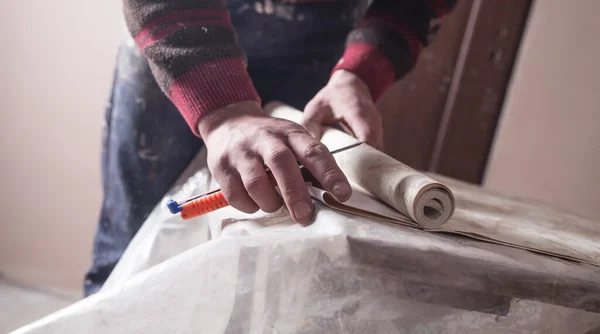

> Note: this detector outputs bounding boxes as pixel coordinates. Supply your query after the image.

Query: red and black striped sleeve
[333,0,457,101]
[122,0,260,136]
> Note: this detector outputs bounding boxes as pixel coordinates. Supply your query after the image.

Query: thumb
[301,99,334,141]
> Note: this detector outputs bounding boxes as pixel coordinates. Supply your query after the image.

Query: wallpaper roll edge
[264,101,456,228]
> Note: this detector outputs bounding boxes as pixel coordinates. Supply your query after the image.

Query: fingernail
[332,181,351,199]
[293,201,313,221]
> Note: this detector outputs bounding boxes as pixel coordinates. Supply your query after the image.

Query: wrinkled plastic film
[12,201,600,333]
[11,102,600,334]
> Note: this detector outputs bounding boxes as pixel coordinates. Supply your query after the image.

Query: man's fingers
[287,131,352,202]
[237,158,283,213]
[212,166,260,214]
[301,99,334,140]
[346,118,381,149]
[260,141,314,224]
[341,103,383,150]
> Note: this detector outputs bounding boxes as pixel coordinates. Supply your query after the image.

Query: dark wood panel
[378,0,474,170]
[429,0,533,183]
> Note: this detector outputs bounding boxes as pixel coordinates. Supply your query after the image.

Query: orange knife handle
[180,191,229,219]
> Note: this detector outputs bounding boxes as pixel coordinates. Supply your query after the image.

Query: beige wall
[0,1,122,295]
[484,0,600,219]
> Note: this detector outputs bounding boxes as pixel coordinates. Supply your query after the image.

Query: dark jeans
[84,1,363,296]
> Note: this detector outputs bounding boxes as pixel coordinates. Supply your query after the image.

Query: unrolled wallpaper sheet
[265,102,600,267]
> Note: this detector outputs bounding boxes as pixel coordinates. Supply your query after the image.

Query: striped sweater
[123,0,456,136]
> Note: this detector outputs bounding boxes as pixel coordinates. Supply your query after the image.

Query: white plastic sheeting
[12,148,600,334]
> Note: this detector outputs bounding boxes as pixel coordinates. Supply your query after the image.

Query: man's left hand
[301,70,383,150]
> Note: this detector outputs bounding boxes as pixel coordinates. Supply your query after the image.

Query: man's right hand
[197,101,352,224]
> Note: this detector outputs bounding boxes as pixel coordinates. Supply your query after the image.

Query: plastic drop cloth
[12,146,600,334]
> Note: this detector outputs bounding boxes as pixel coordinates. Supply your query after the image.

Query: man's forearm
[122,0,260,136]
[333,0,458,100]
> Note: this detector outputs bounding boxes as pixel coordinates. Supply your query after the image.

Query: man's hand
[301,70,384,150]
[198,101,352,224]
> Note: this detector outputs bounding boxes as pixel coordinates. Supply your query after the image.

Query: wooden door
[378,0,532,184]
